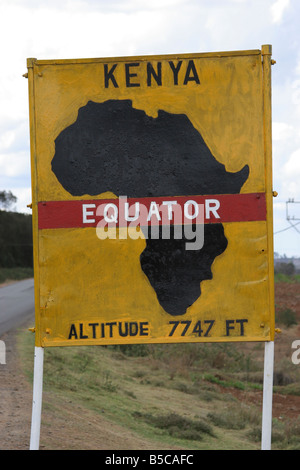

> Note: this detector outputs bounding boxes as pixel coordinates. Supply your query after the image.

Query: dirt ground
[0,329,33,450]
[275,281,300,318]
[0,322,180,450]
[0,281,299,450]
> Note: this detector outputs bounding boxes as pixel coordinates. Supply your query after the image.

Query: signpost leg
[29,346,44,450]
[261,340,274,450]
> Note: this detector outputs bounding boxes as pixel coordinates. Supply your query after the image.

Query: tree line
[0,191,33,268]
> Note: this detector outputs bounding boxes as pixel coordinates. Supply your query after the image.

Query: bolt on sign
[27,45,275,347]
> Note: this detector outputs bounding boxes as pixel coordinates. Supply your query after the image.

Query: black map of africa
[52,100,249,316]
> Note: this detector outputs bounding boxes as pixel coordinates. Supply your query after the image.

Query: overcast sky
[0,0,299,256]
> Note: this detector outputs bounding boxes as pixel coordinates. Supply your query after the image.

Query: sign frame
[27,46,275,349]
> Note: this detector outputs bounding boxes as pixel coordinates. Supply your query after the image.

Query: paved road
[0,279,35,337]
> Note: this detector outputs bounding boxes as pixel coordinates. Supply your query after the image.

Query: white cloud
[270,0,290,23]
[0,130,15,151]
[0,151,30,178]
[278,148,300,206]
[0,3,175,67]
[273,122,294,141]
[12,187,32,214]
[283,148,300,179]
[281,181,300,200]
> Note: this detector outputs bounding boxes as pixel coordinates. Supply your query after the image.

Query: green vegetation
[275,306,297,327]
[0,267,33,284]
[274,260,300,283]
[132,411,215,441]
[274,272,300,283]
[0,191,33,284]
[18,330,300,450]
[0,210,33,270]
[207,402,261,430]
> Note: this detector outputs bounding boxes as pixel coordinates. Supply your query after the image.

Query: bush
[109,344,151,357]
[275,262,295,276]
[207,403,261,431]
[275,307,297,327]
[273,370,294,386]
[133,411,215,440]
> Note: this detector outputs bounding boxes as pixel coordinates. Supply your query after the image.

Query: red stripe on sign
[38,193,266,230]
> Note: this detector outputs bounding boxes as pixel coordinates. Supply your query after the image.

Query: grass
[132,411,215,441]
[18,328,300,450]
[203,373,262,391]
[275,306,297,327]
[207,402,261,430]
[274,272,300,283]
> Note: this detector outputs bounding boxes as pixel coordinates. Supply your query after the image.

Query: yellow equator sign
[27,46,275,347]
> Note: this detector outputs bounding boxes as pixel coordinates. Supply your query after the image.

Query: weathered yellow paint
[27,58,42,344]
[27,47,275,347]
[262,45,275,342]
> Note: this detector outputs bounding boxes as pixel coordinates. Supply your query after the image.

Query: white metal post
[261,340,274,450]
[30,346,44,450]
